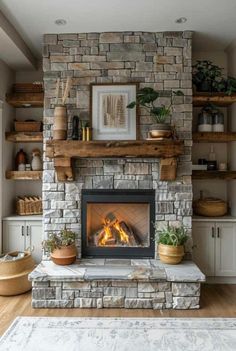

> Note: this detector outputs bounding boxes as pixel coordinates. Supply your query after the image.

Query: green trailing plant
[127,87,184,124]
[42,229,76,253]
[154,223,188,246]
[193,60,236,95]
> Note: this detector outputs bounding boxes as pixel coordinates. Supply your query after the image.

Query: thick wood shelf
[192,170,236,180]
[193,132,236,143]
[46,140,184,159]
[46,139,184,181]
[6,92,44,107]
[5,132,43,143]
[6,171,43,180]
[193,93,236,107]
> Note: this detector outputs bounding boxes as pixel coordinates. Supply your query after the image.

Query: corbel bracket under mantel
[45,140,184,182]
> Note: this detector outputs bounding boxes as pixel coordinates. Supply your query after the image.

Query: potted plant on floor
[155,224,188,264]
[43,229,77,265]
[127,87,183,139]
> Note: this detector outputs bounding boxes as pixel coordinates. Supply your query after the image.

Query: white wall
[0,59,15,252]
[226,41,236,215]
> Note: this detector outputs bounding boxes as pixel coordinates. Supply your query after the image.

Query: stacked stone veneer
[42,31,193,257]
[30,260,204,309]
[32,280,200,309]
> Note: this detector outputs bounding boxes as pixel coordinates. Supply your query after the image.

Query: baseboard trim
[205,276,236,284]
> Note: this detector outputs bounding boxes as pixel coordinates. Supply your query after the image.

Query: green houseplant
[43,229,77,265]
[154,224,188,264]
[193,60,236,94]
[127,87,183,139]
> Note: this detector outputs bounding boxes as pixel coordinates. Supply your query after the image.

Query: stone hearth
[30,260,205,309]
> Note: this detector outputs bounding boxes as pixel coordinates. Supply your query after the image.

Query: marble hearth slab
[29,259,205,283]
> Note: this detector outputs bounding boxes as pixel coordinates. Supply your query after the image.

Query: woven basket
[16,196,42,216]
[193,198,227,217]
[14,121,41,132]
[13,83,43,93]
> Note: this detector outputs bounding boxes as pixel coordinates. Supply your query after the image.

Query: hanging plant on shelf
[127,87,184,140]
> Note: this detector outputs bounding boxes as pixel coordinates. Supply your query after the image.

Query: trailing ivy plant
[127,87,184,124]
[154,223,188,247]
[42,230,76,253]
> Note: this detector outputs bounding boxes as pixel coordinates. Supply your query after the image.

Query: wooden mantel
[46,140,184,181]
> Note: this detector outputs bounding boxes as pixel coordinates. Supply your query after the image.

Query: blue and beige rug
[0,317,236,350]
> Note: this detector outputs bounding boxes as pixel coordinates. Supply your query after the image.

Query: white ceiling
[1,0,236,58]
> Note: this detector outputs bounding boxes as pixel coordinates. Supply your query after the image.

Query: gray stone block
[103,296,124,308]
[103,287,126,296]
[173,296,200,309]
[125,298,153,309]
[172,283,200,297]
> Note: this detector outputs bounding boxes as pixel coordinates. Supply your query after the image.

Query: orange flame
[99,218,130,246]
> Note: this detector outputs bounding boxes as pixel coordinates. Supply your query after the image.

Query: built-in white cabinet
[3,218,42,263]
[192,221,236,277]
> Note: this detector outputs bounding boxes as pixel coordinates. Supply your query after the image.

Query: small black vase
[71,115,80,140]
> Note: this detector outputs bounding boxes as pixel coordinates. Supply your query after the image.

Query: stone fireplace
[42,30,193,259]
[30,30,205,310]
[81,189,155,258]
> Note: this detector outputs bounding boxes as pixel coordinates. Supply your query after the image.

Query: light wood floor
[0,284,236,336]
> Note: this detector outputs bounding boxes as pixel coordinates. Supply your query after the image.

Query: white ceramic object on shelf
[31,149,42,171]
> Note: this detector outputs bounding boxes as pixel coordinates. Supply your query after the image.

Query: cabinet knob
[26,226,30,236]
[217,227,220,238]
[21,226,24,236]
[211,227,215,238]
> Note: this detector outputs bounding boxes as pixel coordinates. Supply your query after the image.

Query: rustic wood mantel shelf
[46,140,184,181]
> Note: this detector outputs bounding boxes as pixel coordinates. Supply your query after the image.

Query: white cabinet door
[192,222,215,276]
[215,222,236,276]
[3,221,25,253]
[27,220,42,263]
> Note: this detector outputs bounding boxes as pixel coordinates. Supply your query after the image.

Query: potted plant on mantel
[155,224,188,264]
[43,230,77,265]
[127,87,184,139]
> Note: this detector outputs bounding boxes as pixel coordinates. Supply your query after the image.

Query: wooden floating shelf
[193,93,236,107]
[5,132,43,143]
[46,140,184,159]
[46,139,184,181]
[192,170,236,180]
[193,132,236,143]
[6,92,44,107]
[6,171,43,180]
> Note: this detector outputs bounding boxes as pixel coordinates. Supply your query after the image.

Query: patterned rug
[0,317,236,351]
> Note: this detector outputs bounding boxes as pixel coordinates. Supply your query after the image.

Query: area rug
[0,317,236,351]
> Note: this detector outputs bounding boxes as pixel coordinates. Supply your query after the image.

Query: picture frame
[90,83,138,140]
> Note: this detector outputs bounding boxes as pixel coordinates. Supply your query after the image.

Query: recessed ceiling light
[54,19,67,26]
[175,17,187,24]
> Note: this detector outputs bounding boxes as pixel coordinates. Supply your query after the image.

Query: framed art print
[91,84,137,140]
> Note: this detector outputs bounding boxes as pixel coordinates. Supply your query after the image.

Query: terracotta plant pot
[158,243,184,264]
[0,251,35,296]
[51,244,77,265]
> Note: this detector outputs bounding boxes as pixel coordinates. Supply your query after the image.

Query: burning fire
[99,217,130,246]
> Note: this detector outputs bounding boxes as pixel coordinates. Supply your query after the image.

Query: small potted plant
[127,87,183,139]
[42,229,77,265]
[155,224,188,264]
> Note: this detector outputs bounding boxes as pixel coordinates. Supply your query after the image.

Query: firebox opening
[82,190,155,258]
